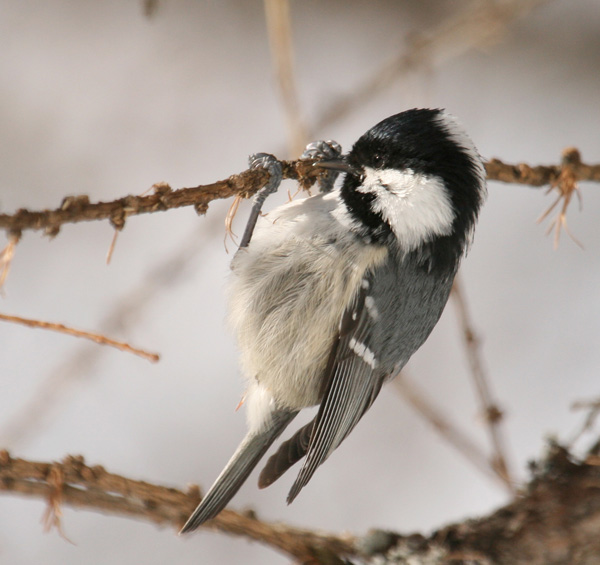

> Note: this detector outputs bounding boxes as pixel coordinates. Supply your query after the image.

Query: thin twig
[450,278,514,492]
[0,313,159,363]
[393,373,507,488]
[0,233,19,291]
[0,221,219,447]
[105,229,120,264]
[536,148,585,248]
[568,398,600,448]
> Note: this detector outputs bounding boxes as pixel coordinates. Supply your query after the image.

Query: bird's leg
[301,140,343,193]
[239,153,283,249]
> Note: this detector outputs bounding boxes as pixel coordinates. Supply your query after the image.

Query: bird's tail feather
[179,409,297,534]
[258,419,314,488]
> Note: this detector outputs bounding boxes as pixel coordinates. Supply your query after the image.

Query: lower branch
[2,444,600,564]
[0,450,355,564]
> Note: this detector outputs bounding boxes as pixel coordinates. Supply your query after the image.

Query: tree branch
[485,148,600,187]
[0,450,355,564]
[2,444,600,564]
[0,160,319,238]
[1,152,598,238]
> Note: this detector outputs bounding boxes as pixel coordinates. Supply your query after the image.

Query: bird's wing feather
[286,275,385,503]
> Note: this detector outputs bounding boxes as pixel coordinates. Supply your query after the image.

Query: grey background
[1,1,599,563]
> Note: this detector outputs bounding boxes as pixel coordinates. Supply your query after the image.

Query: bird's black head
[340,108,487,271]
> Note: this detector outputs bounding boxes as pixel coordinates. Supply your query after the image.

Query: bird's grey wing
[285,274,385,504]
[180,408,297,533]
[259,252,453,498]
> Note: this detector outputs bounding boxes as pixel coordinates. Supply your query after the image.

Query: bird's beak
[314,157,357,175]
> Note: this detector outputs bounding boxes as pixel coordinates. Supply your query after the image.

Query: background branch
[450,278,514,490]
[0,312,159,363]
[310,0,551,135]
[264,0,308,157]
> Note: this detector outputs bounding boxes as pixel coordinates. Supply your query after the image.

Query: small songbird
[180,108,486,533]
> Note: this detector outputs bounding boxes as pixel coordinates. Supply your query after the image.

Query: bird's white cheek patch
[360,167,455,250]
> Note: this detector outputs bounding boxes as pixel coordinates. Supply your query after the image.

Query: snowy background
[1,1,599,563]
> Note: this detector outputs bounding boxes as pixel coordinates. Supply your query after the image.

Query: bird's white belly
[228,201,387,411]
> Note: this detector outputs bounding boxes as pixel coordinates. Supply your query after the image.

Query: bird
[180,108,487,533]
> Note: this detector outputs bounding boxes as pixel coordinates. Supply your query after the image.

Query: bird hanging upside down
[180,108,487,533]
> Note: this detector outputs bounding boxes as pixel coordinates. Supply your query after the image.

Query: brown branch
[0,160,320,238]
[0,312,159,363]
[1,153,598,239]
[0,450,356,564]
[484,149,600,187]
[3,444,600,564]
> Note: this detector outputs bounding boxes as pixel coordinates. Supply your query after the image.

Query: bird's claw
[301,140,343,192]
[239,153,284,248]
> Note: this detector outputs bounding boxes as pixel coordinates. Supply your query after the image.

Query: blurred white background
[1,1,599,563]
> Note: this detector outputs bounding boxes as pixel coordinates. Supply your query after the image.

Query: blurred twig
[451,278,514,492]
[568,397,600,448]
[264,0,308,157]
[0,313,159,363]
[394,372,508,488]
[311,0,550,135]
[0,233,19,292]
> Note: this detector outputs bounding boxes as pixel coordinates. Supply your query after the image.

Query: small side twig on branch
[0,233,19,291]
[568,397,600,448]
[490,148,597,248]
[0,154,598,239]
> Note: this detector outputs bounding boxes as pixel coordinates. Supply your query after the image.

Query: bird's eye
[371,153,384,168]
